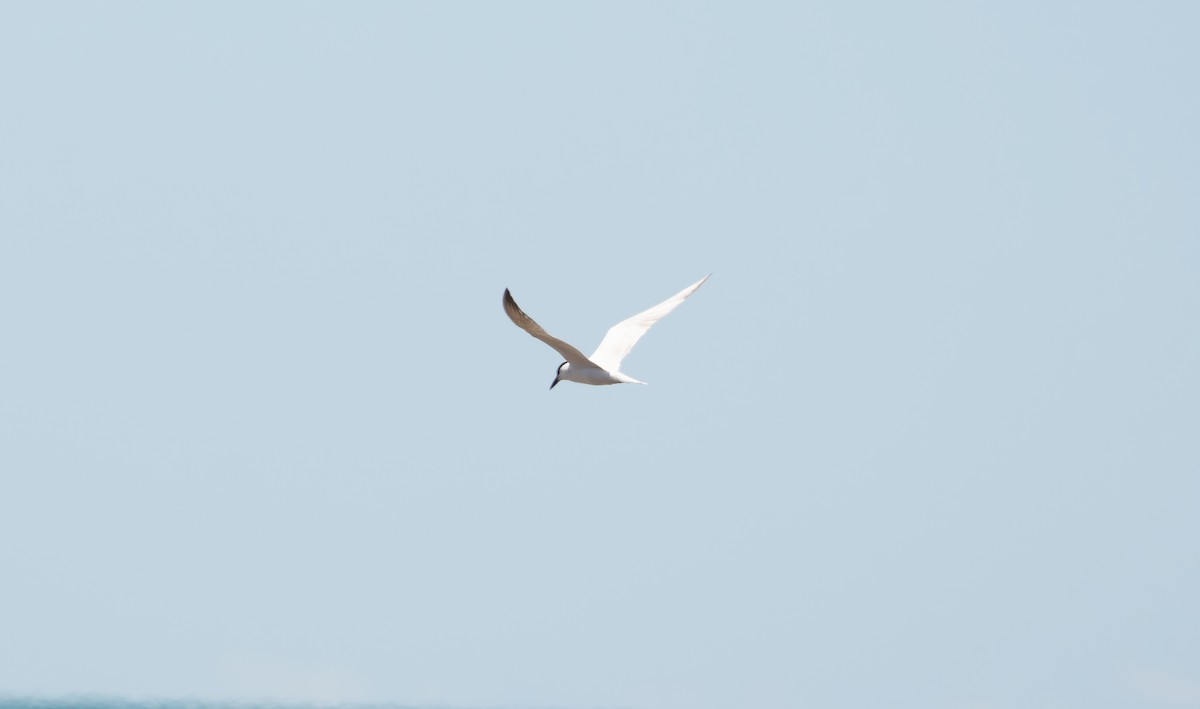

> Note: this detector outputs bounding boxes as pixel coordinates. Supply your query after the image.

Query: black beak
[550,377,560,390]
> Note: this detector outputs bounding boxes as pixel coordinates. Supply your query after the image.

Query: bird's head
[550,361,569,390]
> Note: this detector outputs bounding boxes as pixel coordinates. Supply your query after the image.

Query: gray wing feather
[503,289,599,368]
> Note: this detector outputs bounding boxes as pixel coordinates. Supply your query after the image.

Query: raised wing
[503,289,599,368]
[588,274,710,373]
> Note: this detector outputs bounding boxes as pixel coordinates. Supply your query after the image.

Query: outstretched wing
[503,289,599,368]
[588,274,710,373]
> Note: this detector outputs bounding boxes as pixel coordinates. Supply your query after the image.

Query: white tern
[503,274,710,389]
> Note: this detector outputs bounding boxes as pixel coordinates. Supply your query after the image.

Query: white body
[557,363,644,386]
[503,275,709,388]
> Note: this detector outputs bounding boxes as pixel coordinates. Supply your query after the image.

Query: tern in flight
[503,274,710,389]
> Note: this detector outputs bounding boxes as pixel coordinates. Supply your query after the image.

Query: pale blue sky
[1,3,1197,709]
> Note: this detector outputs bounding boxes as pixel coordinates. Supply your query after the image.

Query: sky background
[1,3,1198,709]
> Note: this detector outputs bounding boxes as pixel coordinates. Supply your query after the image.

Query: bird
[503,274,710,389]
